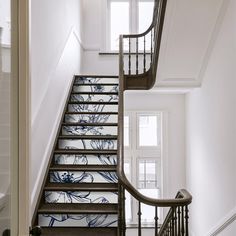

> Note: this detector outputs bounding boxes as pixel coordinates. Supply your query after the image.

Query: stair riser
[65,114,118,124]
[75,77,118,84]
[50,171,118,184]
[45,191,118,204]
[54,154,117,165]
[70,94,118,102]
[58,139,117,150]
[38,214,118,227]
[73,85,118,93]
[62,126,117,136]
[67,104,118,113]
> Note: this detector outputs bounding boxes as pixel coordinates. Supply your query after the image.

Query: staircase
[32,0,193,235]
[33,76,120,235]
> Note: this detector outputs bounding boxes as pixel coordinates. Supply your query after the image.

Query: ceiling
[155,0,226,91]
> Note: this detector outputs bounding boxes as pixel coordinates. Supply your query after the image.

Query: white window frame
[103,0,154,52]
[123,111,166,226]
[136,112,162,150]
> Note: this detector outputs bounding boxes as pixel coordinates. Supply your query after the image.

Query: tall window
[124,112,163,225]
[108,0,154,51]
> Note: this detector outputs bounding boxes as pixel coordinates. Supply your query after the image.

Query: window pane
[124,116,129,147]
[124,162,132,222]
[139,115,157,146]
[139,189,159,222]
[138,1,154,33]
[125,190,132,222]
[124,161,131,181]
[110,1,129,51]
[139,1,154,50]
[146,161,156,181]
[138,160,158,189]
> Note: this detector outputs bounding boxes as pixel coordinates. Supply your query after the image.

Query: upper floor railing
[118,0,192,235]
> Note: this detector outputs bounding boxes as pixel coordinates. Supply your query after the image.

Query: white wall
[30,0,83,215]
[186,0,236,235]
[81,0,120,75]
[125,92,186,197]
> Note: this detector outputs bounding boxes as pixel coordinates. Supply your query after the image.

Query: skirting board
[207,207,236,236]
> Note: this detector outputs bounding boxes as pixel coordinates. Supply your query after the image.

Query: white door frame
[11,0,31,235]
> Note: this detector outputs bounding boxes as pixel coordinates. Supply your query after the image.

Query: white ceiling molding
[155,0,226,89]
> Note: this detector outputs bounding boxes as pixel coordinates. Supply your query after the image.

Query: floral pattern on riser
[45,191,118,204]
[38,214,118,227]
[50,171,118,184]
[62,125,117,136]
[65,114,118,124]
[54,154,117,165]
[58,139,117,150]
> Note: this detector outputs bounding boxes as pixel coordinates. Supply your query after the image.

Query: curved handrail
[118,45,192,207]
[118,0,192,234]
[122,0,159,39]
[118,0,192,210]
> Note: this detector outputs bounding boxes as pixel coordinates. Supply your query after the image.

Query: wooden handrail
[118,0,192,235]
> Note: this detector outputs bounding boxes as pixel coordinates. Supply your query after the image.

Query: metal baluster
[128,37,131,75]
[174,208,177,236]
[171,216,174,236]
[185,206,189,236]
[136,38,138,74]
[154,206,158,236]
[178,206,181,235]
[143,36,146,73]
[138,201,142,236]
[181,206,185,236]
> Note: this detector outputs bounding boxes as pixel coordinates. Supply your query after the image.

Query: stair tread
[71,92,118,95]
[58,135,117,139]
[73,83,118,86]
[54,150,117,155]
[50,165,117,171]
[40,227,117,236]
[62,122,118,126]
[45,183,118,191]
[38,203,118,214]
[65,112,118,115]
[75,75,118,78]
[68,101,118,105]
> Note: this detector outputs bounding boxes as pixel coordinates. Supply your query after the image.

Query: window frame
[123,111,165,226]
[107,0,132,51]
[136,112,162,150]
[105,0,154,52]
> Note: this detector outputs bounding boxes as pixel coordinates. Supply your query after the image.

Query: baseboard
[206,206,236,236]
[30,26,82,216]
[30,76,73,216]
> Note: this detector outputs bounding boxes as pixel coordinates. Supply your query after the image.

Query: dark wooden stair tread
[58,135,117,139]
[62,122,118,126]
[73,83,118,86]
[68,101,118,105]
[71,92,118,95]
[38,203,118,214]
[75,75,118,78]
[65,111,118,115]
[45,183,118,191]
[40,227,117,236]
[50,165,117,171]
[54,150,117,155]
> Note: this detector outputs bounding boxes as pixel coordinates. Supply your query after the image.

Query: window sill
[126,223,162,229]
[99,51,151,56]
